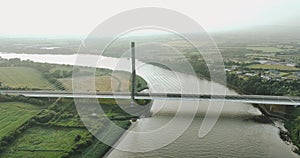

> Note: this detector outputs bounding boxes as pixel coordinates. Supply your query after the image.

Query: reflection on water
[109,116,295,158]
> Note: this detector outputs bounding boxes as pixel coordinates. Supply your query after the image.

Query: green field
[0,67,54,89]
[2,126,87,158]
[246,46,284,52]
[1,151,62,158]
[248,64,300,71]
[0,102,40,139]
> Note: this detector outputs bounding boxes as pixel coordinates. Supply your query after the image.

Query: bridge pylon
[130,42,136,107]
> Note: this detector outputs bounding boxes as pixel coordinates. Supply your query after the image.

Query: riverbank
[103,120,138,157]
[284,107,300,155]
[79,120,132,158]
[272,119,300,154]
[102,100,152,157]
[251,104,300,155]
[226,83,300,155]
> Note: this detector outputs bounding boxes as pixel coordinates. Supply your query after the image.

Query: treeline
[189,58,211,80]
[43,72,66,90]
[0,58,56,73]
[285,109,300,154]
[0,86,42,91]
[0,94,46,106]
[226,73,300,96]
[61,132,94,158]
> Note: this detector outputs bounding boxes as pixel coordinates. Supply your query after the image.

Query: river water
[0,52,298,158]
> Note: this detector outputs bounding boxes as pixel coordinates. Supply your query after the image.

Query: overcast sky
[0,0,299,37]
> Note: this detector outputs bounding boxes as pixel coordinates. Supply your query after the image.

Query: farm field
[0,67,54,89]
[59,71,131,92]
[1,151,62,158]
[59,75,124,92]
[0,102,40,139]
[1,126,88,158]
[248,64,300,71]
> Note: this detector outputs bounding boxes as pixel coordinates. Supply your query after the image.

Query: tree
[74,135,82,142]
[51,70,61,78]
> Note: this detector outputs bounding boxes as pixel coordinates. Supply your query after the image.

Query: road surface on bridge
[1,90,299,106]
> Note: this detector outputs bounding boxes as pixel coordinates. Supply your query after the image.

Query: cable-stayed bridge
[0,42,299,106]
[1,90,299,106]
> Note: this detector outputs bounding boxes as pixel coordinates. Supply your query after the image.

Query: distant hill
[211,25,300,42]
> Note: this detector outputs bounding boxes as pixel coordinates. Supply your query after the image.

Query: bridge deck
[1,90,299,106]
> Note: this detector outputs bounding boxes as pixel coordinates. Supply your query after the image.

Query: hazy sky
[0,0,299,37]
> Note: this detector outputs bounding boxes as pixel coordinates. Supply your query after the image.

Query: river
[0,52,298,158]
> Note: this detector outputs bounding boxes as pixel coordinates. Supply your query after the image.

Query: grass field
[0,102,40,139]
[1,151,62,158]
[246,46,284,52]
[2,126,87,158]
[59,71,130,92]
[248,64,300,71]
[0,67,54,89]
